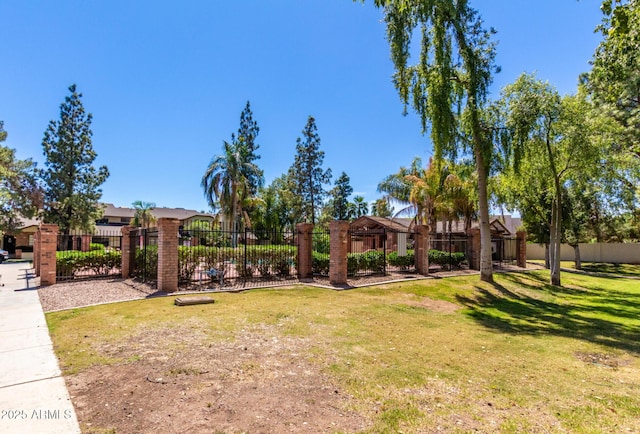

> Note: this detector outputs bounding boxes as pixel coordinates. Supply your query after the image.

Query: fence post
[516,230,527,268]
[34,228,41,276]
[121,226,135,279]
[414,225,429,276]
[38,224,59,286]
[157,218,179,293]
[296,223,314,279]
[329,221,349,286]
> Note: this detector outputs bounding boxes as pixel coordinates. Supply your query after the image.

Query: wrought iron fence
[177,220,297,289]
[348,228,387,276]
[312,229,330,276]
[130,227,158,283]
[56,231,123,280]
[492,237,519,267]
[428,234,470,271]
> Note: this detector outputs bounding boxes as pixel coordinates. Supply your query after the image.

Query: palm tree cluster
[378,157,477,237]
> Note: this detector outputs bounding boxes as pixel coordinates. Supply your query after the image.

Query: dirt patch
[400,294,461,313]
[66,322,368,433]
[575,352,633,368]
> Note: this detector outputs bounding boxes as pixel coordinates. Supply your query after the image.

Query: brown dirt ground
[66,321,369,434]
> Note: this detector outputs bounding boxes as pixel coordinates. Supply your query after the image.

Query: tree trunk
[544,243,550,269]
[549,198,562,286]
[474,148,494,283]
[572,243,582,270]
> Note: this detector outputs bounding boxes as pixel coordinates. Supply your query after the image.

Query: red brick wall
[413,225,429,275]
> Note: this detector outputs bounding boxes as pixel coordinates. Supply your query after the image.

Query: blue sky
[2,0,603,213]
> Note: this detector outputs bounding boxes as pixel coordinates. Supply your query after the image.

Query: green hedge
[312,251,330,275]
[428,249,466,267]
[56,250,122,277]
[387,250,415,269]
[347,251,386,276]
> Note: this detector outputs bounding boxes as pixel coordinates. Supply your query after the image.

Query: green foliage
[0,121,42,233]
[56,249,121,278]
[347,251,386,275]
[41,84,109,234]
[312,251,330,275]
[89,243,105,251]
[428,249,465,268]
[134,245,158,279]
[178,246,198,284]
[312,231,330,254]
[387,250,415,269]
[287,116,332,224]
[328,172,353,220]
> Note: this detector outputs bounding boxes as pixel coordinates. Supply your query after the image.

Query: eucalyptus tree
[362,0,499,282]
[497,74,600,286]
[41,84,109,235]
[287,116,332,224]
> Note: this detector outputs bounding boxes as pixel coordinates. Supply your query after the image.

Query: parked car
[0,249,8,263]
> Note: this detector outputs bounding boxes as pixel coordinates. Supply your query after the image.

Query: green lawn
[47,269,640,433]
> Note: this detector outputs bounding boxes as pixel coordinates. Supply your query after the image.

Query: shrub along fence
[32,219,527,290]
[55,231,123,280]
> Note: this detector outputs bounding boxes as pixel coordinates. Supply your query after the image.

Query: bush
[134,245,158,279]
[312,251,330,275]
[347,250,386,275]
[387,250,415,269]
[178,246,198,283]
[428,249,466,268]
[89,243,105,251]
[56,249,122,277]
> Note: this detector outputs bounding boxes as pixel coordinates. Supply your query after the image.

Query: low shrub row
[429,249,466,267]
[56,250,122,278]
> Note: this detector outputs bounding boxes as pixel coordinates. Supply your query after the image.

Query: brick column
[81,234,92,252]
[329,221,349,286]
[33,229,41,276]
[121,226,135,279]
[296,223,314,279]
[516,230,527,268]
[467,228,481,270]
[157,218,179,293]
[39,224,59,286]
[413,225,430,275]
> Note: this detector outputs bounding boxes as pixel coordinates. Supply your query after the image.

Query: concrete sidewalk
[0,262,80,434]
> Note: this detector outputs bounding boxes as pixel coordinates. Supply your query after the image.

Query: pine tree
[41,84,109,235]
[329,172,353,220]
[288,116,332,224]
[231,101,263,196]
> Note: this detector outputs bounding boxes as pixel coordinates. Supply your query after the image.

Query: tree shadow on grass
[455,272,640,355]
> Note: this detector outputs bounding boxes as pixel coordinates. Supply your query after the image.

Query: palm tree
[201,140,261,245]
[352,196,369,218]
[131,200,156,228]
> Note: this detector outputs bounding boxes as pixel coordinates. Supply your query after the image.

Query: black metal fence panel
[56,231,123,280]
[348,228,387,276]
[492,237,518,266]
[429,235,470,271]
[177,220,298,289]
[312,229,330,276]
[130,228,158,283]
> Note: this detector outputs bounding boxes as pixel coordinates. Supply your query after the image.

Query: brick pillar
[81,235,92,252]
[413,225,430,275]
[34,229,41,275]
[121,226,135,279]
[296,223,314,279]
[39,224,59,286]
[516,230,527,268]
[467,228,481,270]
[329,221,349,286]
[157,218,179,293]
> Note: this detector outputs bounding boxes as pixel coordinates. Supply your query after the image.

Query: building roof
[351,215,523,236]
[101,203,215,221]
